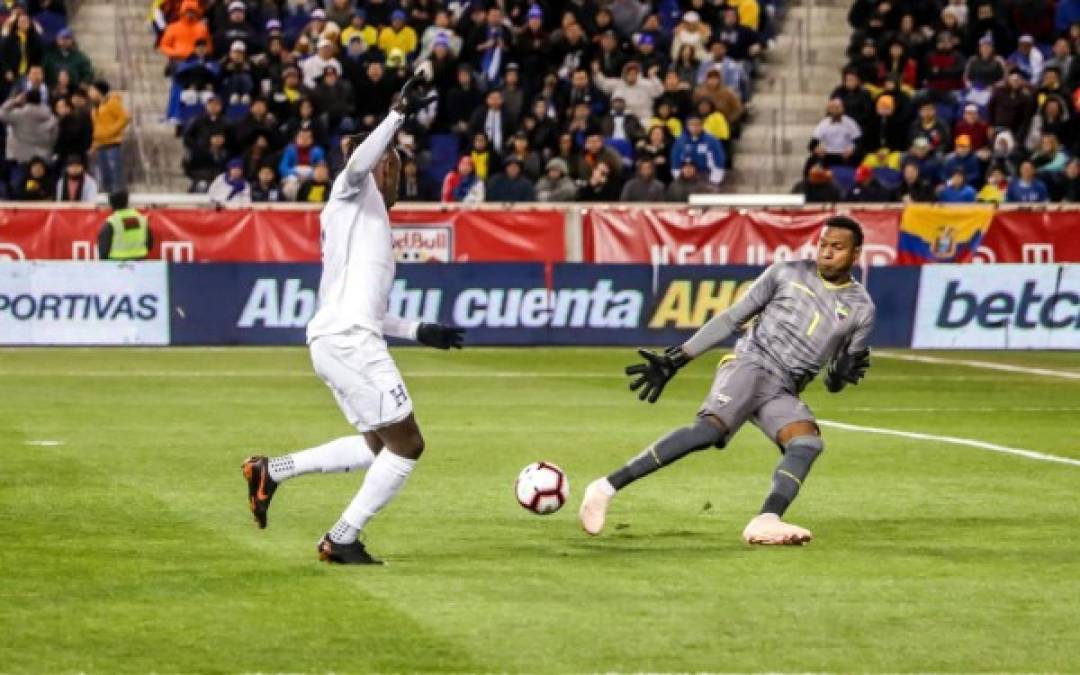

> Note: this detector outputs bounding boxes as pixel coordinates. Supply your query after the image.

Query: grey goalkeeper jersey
[682,260,876,391]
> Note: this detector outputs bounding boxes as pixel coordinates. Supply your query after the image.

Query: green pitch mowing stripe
[1,348,1079,672]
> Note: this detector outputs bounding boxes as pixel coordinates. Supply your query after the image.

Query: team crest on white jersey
[834,302,850,321]
[713,393,732,407]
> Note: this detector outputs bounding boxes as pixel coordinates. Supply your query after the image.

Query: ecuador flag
[896,204,994,264]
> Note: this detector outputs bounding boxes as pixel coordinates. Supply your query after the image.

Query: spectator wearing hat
[863,94,907,155]
[1006,159,1050,201]
[341,9,378,50]
[901,136,944,185]
[633,31,669,75]
[670,114,726,185]
[963,34,1006,92]
[207,157,251,203]
[847,38,884,87]
[592,60,663,124]
[55,154,99,202]
[921,31,965,95]
[301,37,342,89]
[214,1,258,57]
[486,156,536,202]
[298,9,329,49]
[953,104,990,153]
[988,70,1036,141]
[43,28,92,87]
[442,155,484,203]
[297,160,332,202]
[667,156,714,201]
[220,40,255,107]
[512,4,548,76]
[620,157,667,201]
[379,10,419,58]
[534,157,577,202]
[418,10,461,60]
[942,134,984,187]
[671,11,711,61]
[159,0,211,63]
[1007,35,1044,84]
[846,164,896,201]
[268,66,309,130]
[938,166,978,202]
[0,89,57,186]
[812,98,861,166]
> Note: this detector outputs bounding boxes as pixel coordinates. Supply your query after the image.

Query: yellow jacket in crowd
[92,92,130,148]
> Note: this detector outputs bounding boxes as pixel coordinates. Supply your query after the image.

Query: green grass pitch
[2,347,1079,672]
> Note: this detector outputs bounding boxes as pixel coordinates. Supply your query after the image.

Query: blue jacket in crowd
[670,130,726,176]
[1005,177,1050,203]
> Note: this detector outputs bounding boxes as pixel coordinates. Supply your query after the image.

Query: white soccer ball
[515,462,570,515]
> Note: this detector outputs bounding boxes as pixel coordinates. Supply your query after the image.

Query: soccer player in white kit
[242,77,463,565]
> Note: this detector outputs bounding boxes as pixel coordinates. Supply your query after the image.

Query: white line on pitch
[876,352,1080,380]
[23,440,63,446]
[819,419,1080,468]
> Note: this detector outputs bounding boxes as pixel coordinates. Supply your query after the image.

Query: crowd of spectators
[0,1,131,202]
[159,0,777,203]
[801,0,1080,203]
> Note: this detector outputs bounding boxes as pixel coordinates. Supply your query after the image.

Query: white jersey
[306,111,417,344]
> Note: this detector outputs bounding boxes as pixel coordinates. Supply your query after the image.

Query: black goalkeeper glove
[825,348,870,393]
[625,346,690,403]
[416,323,465,350]
[392,76,436,116]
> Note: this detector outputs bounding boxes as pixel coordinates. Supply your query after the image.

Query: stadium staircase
[71,0,187,192]
[729,0,851,194]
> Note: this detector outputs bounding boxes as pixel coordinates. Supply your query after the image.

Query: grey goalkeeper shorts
[698,355,817,444]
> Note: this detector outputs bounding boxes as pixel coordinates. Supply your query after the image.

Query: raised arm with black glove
[392,75,437,117]
[625,346,690,403]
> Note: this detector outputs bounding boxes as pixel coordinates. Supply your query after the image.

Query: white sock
[268,436,376,482]
[595,478,616,496]
[331,451,416,543]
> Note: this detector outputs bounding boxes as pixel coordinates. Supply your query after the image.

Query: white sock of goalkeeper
[331,450,416,544]
[267,436,376,482]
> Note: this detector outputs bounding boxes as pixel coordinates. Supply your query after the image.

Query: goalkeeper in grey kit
[579,216,876,545]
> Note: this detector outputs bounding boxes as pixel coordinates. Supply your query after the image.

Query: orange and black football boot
[241,455,278,529]
[317,534,382,565]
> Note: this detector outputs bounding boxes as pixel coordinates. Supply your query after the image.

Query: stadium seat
[831,166,855,193]
[427,133,461,185]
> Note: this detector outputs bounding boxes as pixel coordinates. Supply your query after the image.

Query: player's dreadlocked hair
[824,215,864,248]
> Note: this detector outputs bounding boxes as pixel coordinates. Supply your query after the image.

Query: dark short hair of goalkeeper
[823,215,864,247]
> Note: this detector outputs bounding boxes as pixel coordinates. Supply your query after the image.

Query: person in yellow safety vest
[97,191,153,260]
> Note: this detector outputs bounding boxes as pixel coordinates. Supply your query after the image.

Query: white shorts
[309,330,413,432]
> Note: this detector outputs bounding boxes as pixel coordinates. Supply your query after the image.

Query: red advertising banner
[583,208,903,266]
[976,210,1080,263]
[0,207,565,263]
